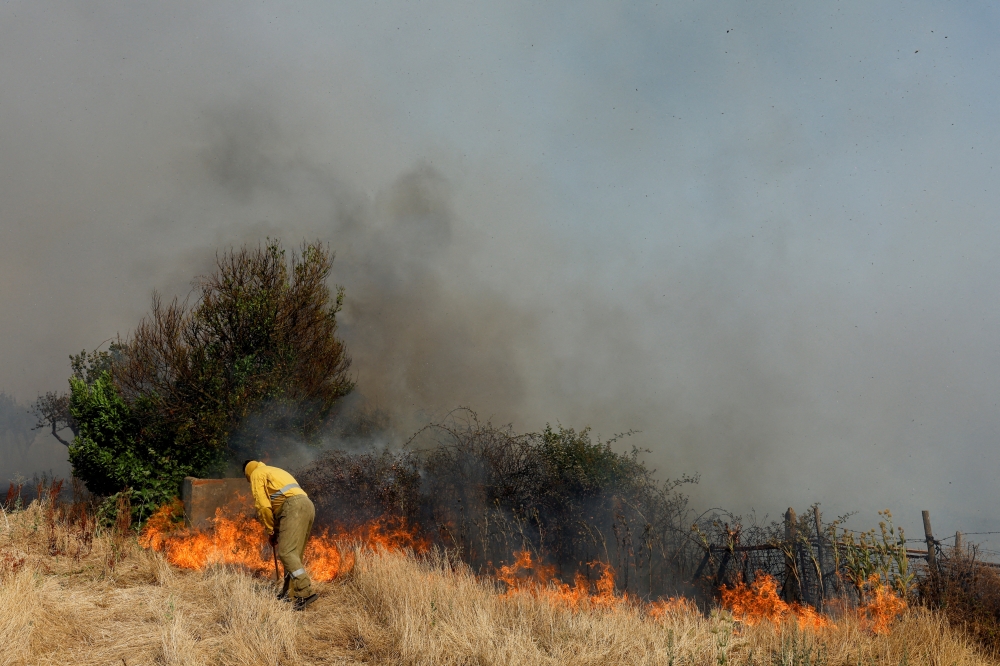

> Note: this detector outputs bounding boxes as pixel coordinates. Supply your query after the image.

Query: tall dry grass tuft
[0,493,996,665]
[0,568,39,666]
[920,548,1000,657]
[201,566,300,665]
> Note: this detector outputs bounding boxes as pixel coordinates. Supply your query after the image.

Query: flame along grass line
[719,572,908,634]
[140,501,429,582]
[140,503,908,635]
[489,551,907,633]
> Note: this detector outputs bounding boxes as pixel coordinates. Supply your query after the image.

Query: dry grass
[0,499,995,665]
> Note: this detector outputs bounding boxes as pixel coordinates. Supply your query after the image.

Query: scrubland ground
[0,500,994,666]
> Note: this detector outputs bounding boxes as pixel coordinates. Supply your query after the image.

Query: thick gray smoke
[0,393,57,485]
[3,1,1000,547]
[171,101,544,434]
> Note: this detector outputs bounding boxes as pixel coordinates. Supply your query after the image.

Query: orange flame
[648,595,699,619]
[720,572,907,634]
[495,549,628,611]
[140,501,428,582]
[859,575,907,635]
[720,573,833,630]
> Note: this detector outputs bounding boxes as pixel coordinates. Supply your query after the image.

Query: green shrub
[68,372,222,522]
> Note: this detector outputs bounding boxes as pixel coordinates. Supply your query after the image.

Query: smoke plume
[3,1,1000,545]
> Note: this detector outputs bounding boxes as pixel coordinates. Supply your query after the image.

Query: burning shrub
[297,448,421,526]
[296,411,701,600]
[420,419,661,576]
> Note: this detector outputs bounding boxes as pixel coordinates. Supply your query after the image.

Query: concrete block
[181,477,252,529]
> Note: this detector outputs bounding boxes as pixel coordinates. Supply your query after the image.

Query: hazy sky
[2,1,999,545]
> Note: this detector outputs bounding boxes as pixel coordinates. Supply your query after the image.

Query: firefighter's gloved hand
[268,531,279,547]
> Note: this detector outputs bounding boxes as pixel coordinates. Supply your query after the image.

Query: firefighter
[243,460,318,610]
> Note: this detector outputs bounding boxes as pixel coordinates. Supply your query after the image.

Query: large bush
[55,240,353,520]
[297,412,699,598]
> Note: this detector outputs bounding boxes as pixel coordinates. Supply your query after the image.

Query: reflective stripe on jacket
[247,463,307,534]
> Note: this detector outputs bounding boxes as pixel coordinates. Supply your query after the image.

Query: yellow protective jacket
[244,462,307,535]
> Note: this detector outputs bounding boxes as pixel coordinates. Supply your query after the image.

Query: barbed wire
[829,529,1000,541]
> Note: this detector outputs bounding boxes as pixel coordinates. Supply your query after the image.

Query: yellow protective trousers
[274,494,316,599]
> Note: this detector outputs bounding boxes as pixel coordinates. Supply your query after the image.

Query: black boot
[293,594,318,611]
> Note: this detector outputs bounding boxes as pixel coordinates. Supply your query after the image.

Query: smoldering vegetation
[296,409,702,599]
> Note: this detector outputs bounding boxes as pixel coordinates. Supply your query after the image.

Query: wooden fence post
[955,531,963,554]
[813,505,825,608]
[784,507,800,603]
[922,510,939,605]
[694,548,712,581]
[714,549,732,589]
[922,510,937,571]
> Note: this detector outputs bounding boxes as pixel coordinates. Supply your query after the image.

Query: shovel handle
[273,543,280,583]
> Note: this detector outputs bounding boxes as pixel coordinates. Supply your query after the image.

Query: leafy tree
[32,391,75,446]
[33,348,116,446]
[61,240,353,520]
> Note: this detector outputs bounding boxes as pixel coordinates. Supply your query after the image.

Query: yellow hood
[244,460,262,481]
